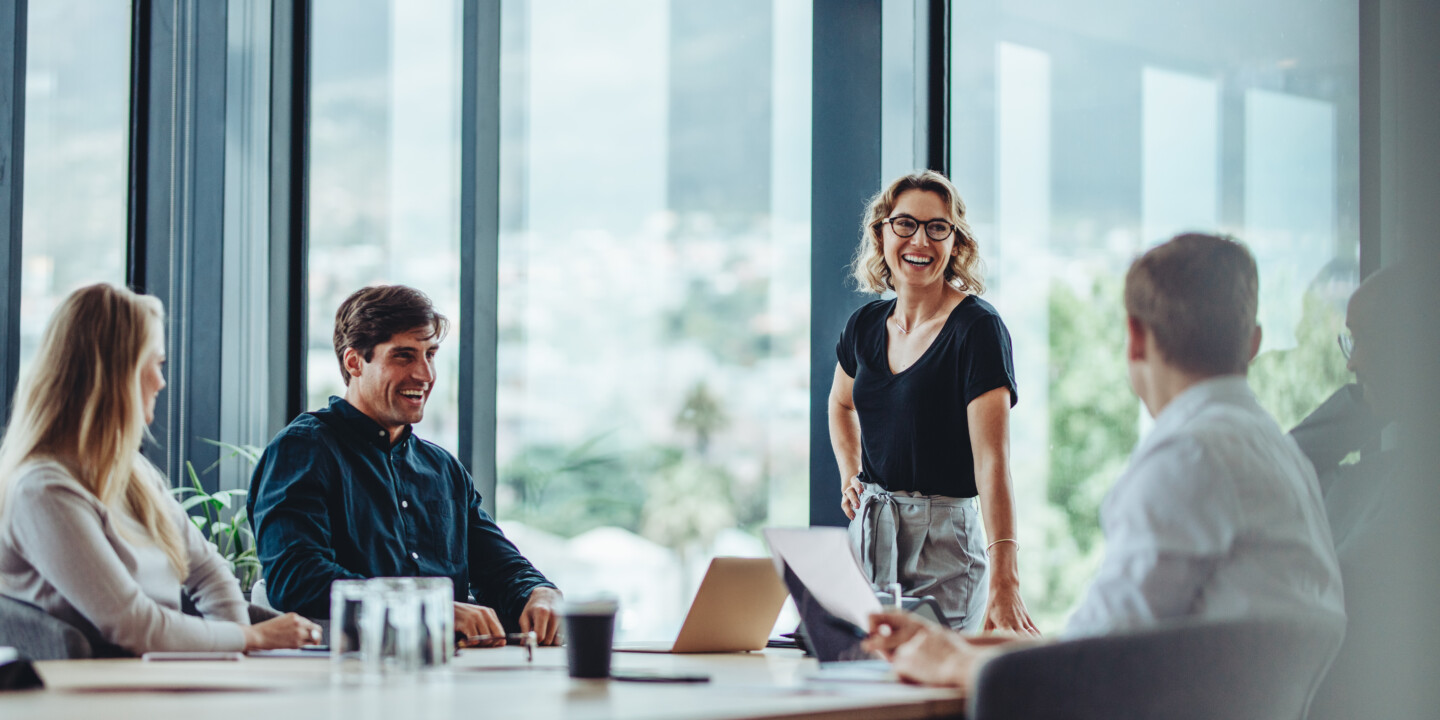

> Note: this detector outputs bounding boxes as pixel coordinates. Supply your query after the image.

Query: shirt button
[411,552,419,560]
[401,500,409,509]
[378,430,385,437]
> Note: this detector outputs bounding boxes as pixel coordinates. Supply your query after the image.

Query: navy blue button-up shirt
[248,397,555,624]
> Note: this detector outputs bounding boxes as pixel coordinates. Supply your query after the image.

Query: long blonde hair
[0,283,188,578]
[851,170,986,295]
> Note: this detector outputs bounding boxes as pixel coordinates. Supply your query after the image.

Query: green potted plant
[169,439,263,595]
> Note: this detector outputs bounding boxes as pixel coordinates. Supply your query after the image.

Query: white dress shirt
[1065,376,1345,637]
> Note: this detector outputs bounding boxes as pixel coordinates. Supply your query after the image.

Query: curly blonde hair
[850,170,985,295]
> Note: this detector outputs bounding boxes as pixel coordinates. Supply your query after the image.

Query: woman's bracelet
[986,538,1018,553]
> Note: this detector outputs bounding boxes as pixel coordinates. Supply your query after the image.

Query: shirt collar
[1144,375,1255,446]
[327,396,412,450]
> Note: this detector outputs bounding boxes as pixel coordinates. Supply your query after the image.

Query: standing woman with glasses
[829,171,1037,634]
[0,283,320,655]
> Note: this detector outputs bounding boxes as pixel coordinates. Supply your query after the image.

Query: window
[495,0,812,640]
[306,0,463,450]
[951,3,1360,631]
[18,0,131,372]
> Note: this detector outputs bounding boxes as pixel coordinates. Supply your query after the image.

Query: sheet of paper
[245,649,329,659]
[763,527,882,628]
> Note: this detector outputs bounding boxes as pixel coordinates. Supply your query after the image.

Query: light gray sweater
[0,460,249,653]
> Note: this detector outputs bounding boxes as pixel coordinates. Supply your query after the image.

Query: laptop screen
[778,561,877,663]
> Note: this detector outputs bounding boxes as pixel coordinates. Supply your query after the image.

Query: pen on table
[457,630,538,662]
[457,633,538,659]
[461,632,537,646]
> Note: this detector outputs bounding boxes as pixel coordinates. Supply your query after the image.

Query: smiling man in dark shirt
[249,285,561,645]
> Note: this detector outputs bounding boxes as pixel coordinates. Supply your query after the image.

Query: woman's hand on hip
[841,474,864,520]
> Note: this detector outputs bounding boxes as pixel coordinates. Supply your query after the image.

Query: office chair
[967,614,1344,720]
[0,594,92,661]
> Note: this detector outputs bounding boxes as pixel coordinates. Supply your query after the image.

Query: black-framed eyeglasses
[1337,332,1354,361]
[875,215,955,241]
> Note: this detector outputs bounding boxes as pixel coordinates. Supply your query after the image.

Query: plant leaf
[199,438,264,471]
[179,495,212,511]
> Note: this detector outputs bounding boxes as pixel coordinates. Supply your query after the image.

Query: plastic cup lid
[560,595,619,616]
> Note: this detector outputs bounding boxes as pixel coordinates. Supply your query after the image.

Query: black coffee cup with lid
[561,596,619,679]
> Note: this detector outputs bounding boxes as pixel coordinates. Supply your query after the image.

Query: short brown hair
[333,285,449,385]
[1124,233,1259,376]
[852,170,985,295]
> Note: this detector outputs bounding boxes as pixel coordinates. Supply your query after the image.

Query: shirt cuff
[212,622,248,652]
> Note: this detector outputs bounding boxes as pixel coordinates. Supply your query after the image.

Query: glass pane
[19,1,132,372]
[307,0,462,450]
[952,4,1360,632]
[496,0,812,640]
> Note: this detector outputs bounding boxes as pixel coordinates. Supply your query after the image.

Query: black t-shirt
[836,296,1018,497]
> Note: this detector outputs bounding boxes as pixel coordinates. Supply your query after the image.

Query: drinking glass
[367,577,421,676]
[416,577,455,669]
[330,579,374,682]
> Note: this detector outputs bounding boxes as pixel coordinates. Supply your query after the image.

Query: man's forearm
[473,578,557,629]
[958,639,1044,693]
[468,525,557,623]
[262,551,364,618]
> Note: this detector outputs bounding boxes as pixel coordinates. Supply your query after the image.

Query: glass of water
[366,577,421,676]
[330,579,374,682]
[415,577,455,670]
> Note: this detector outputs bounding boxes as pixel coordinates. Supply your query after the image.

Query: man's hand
[864,610,982,691]
[454,602,505,647]
[519,587,563,646]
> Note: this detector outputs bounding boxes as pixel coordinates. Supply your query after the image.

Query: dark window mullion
[269,0,309,431]
[810,0,884,527]
[0,0,26,425]
[458,0,502,516]
[926,0,950,174]
[126,0,151,292]
[133,0,228,489]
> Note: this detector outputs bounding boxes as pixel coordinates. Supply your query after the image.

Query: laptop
[614,557,790,654]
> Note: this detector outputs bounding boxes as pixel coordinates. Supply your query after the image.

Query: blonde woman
[829,171,1037,634]
[0,283,320,655]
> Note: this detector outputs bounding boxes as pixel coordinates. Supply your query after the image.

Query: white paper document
[762,527,882,629]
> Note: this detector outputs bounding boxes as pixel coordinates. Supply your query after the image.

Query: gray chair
[0,595,92,661]
[246,602,280,624]
[1,593,281,661]
[967,615,1344,720]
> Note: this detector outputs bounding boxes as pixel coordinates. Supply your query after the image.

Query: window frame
[0,0,1427,519]
[0,0,26,429]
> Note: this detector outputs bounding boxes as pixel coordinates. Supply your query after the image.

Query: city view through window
[493,0,813,639]
[953,1,1360,630]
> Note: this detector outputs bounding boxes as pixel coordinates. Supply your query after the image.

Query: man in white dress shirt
[863,233,1346,689]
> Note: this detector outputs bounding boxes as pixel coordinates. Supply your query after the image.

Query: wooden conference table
[2,647,966,720]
